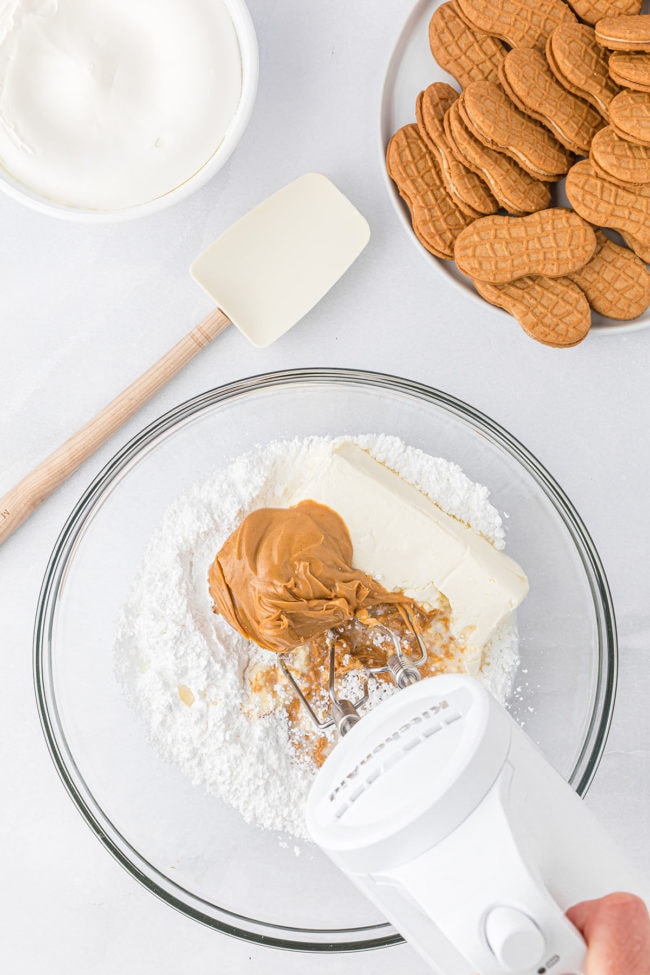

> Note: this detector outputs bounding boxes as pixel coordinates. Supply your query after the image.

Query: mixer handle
[376,764,587,975]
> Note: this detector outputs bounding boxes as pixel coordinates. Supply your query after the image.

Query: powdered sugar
[114,435,519,840]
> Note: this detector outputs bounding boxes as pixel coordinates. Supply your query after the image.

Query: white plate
[379,0,650,336]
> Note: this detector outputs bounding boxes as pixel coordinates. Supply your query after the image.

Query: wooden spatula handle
[0,306,231,545]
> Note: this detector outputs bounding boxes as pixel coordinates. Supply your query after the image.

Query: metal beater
[277,604,429,737]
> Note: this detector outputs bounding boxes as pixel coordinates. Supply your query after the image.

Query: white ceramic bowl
[380,0,650,336]
[0,0,258,223]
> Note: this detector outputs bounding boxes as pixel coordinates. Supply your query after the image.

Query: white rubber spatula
[0,174,370,544]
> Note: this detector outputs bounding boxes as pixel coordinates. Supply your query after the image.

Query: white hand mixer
[305,671,649,975]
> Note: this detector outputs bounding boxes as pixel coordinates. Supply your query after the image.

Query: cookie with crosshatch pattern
[428,1,507,89]
[386,124,474,259]
[596,15,650,53]
[473,276,591,347]
[566,160,650,247]
[590,126,650,186]
[610,90,650,146]
[547,23,621,119]
[498,47,604,155]
[609,52,650,92]
[569,229,650,320]
[443,100,552,214]
[566,0,642,27]
[454,209,596,284]
[387,0,650,340]
[416,83,498,217]
[455,0,576,51]
[458,81,573,180]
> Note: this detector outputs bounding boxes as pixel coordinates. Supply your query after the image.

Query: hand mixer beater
[277,602,428,737]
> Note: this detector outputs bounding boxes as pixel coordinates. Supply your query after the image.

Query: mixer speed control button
[484,906,545,972]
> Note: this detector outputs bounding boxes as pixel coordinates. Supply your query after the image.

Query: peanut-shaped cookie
[596,15,650,53]
[454,209,596,283]
[444,101,552,214]
[416,83,498,217]
[386,124,474,259]
[609,52,650,92]
[455,0,576,52]
[547,23,621,119]
[460,81,573,180]
[569,229,650,320]
[566,1,642,28]
[566,159,650,246]
[609,90,650,146]
[499,48,604,155]
[590,126,650,185]
[474,276,591,347]
[428,2,507,89]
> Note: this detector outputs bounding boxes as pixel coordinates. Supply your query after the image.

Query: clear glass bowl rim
[33,367,618,952]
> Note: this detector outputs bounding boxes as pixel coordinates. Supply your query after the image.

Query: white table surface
[1,2,649,971]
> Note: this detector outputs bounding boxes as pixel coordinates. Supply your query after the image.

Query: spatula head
[190,173,370,348]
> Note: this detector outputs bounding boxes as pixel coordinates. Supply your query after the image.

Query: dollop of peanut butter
[208,500,410,653]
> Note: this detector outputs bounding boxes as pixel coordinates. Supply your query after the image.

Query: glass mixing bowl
[34,368,617,951]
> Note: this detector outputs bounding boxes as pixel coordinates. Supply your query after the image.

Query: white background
[1,1,649,972]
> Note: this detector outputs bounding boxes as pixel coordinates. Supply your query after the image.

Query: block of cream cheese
[290,443,529,652]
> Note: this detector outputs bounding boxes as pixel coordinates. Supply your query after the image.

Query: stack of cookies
[386,0,650,347]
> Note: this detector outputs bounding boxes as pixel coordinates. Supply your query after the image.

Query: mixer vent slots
[331,706,462,820]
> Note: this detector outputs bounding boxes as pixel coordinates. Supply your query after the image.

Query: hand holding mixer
[292,638,649,975]
[276,615,649,974]
[208,482,649,974]
[307,666,649,975]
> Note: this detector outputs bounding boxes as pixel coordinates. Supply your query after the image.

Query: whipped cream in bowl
[0,0,258,220]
